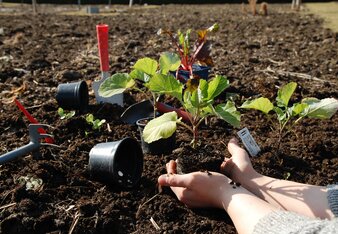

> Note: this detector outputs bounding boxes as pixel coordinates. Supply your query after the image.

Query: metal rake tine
[28,124,54,144]
[37,133,54,140]
[40,143,60,148]
[29,123,54,130]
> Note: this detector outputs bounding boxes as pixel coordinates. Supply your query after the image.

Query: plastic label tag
[237,127,261,157]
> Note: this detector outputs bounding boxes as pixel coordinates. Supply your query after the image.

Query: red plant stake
[14,99,54,144]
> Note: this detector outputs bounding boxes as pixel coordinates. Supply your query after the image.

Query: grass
[304,2,338,32]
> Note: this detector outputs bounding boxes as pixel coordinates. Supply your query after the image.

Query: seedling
[17,175,43,191]
[99,53,181,118]
[157,23,219,81]
[85,114,106,130]
[57,107,75,120]
[241,82,338,151]
[143,74,240,148]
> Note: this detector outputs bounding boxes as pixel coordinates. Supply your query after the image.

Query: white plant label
[237,127,261,157]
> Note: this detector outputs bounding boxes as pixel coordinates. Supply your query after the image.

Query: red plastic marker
[96,24,110,73]
[92,24,123,106]
[14,99,54,143]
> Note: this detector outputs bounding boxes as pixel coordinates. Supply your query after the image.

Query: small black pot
[88,137,143,188]
[172,64,210,83]
[56,80,88,111]
[136,117,176,155]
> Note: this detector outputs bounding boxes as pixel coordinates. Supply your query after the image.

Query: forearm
[221,186,278,234]
[244,172,334,219]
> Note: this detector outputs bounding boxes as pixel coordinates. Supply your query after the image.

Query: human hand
[220,138,257,185]
[158,160,233,209]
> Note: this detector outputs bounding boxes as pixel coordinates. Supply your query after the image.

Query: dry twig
[68,210,81,234]
[150,217,161,231]
[0,202,16,211]
[260,66,333,83]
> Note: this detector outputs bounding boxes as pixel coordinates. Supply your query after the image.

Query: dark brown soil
[0,4,337,234]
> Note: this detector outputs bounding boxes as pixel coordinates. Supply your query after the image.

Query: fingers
[220,157,233,175]
[158,173,190,188]
[227,137,248,157]
[166,160,177,174]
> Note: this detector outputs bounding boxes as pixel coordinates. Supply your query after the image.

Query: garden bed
[0,4,337,233]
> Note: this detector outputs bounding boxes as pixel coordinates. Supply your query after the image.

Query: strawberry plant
[157,23,219,81]
[241,82,338,151]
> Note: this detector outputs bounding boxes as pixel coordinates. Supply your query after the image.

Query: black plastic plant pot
[88,137,143,189]
[120,100,154,125]
[55,80,89,111]
[172,64,210,83]
[136,117,176,155]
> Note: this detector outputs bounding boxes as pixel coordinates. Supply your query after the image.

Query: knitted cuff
[327,184,338,217]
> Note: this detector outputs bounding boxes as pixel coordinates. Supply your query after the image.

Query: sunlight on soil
[304,2,338,32]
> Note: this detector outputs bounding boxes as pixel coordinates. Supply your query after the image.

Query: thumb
[158,174,189,188]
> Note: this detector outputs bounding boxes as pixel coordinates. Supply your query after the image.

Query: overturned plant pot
[55,80,89,111]
[136,117,176,155]
[88,137,143,188]
[173,64,210,82]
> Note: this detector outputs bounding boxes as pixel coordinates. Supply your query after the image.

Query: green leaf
[86,114,94,123]
[99,73,135,97]
[273,106,286,122]
[129,69,150,83]
[276,82,297,107]
[207,75,229,101]
[58,107,64,116]
[148,73,183,100]
[58,107,75,120]
[133,57,158,76]
[143,112,179,143]
[241,97,274,114]
[159,52,181,74]
[301,98,338,119]
[214,101,240,127]
[183,91,197,116]
[291,103,308,116]
[190,79,208,108]
[207,23,220,33]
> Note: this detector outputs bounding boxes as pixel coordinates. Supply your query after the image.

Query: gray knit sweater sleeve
[253,184,338,234]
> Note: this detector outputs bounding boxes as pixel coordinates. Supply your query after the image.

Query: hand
[220,138,257,185]
[158,160,233,209]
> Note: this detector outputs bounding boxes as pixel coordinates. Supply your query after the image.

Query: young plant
[85,114,106,130]
[57,107,75,120]
[157,23,219,81]
[98,53,181,118]
[143,74,240,148]
[241,82,338,150]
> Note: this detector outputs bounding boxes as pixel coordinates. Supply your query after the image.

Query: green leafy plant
[157,23,219,81]
[241,82,338,150]
[98,53,240,148]
[85,114,106,130]
[57,107,75,120]
[143,74,240,148]
[99,53,181,118]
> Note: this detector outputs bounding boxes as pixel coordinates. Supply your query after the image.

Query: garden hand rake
[0,124,55,165]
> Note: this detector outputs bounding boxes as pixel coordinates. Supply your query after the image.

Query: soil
[0,3,337,234]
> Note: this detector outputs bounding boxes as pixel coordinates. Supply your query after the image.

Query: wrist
[242,171,263,191]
